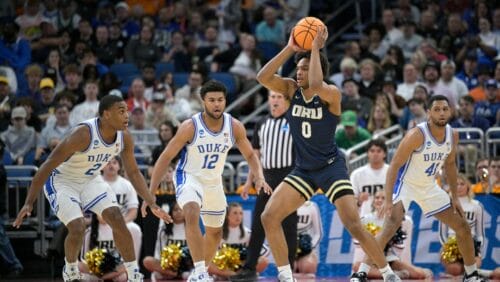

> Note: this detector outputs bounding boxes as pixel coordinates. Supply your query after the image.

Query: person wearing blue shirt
[474,79,500,126]
[451,96,490,138]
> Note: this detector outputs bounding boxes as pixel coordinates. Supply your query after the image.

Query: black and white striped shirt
[252,114,294,170]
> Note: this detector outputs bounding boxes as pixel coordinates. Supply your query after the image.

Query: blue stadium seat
[2,149,13,165]
[155,62,175,78]
[109,63,140,80]
[209,72,238,100]
[119,74,140,94]
[23,150,36,165]
[257,41,281,62]
[172,73,189,88]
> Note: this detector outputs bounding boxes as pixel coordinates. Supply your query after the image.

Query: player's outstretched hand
[255,178,272,195]
[13,204,33,228]
[141,202,173,224]
[240,183,252,200]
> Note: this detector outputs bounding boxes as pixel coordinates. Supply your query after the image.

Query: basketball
[293,17,326,50]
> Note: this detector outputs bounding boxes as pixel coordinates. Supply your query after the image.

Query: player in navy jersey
[146,80,270,282]
[13,95,170,282]
[256,26,399,282]
[354,95,486,282]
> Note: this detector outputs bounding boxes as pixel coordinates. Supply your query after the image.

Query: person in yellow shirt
[472,157,500,194]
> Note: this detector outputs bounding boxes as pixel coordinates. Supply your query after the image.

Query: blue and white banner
[227,194,499,277]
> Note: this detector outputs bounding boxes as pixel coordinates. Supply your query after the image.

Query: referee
[231,90,297,281]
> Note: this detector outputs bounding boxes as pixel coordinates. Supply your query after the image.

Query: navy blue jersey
[286,88,340,170]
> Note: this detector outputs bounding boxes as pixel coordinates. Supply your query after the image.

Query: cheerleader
[439,174,485,276]
[352,190,432,279]
[294,201,323,277]
[208,202,269,279]
[143,200,190,281]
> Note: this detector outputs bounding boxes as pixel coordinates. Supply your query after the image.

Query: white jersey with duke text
[395,122,453,192]
[176,113,234,184]
[56,117,124,183]
[297,201,323,248]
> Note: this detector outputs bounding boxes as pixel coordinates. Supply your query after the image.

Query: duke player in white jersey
[353,95,485,282]
[295,201,322,276]
[13,95,171,282]
[439,174,486,276]
[146,80,271,282]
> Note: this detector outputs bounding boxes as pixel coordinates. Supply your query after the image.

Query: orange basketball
[293,17,326,50]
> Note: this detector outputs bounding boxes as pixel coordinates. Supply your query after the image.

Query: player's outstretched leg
[335,195,401,282]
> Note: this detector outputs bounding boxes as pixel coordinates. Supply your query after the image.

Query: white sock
[278,264,293,279]
[194,261,206,274]
[464,264,477,276]
[123,260,139,278]
[64,258,79,273]
[379,264,394,280]
[359,263,371,274]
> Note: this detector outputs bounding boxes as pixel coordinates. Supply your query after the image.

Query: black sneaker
[350,271,368,282]
[463,271,488,282]
[229,268,258,282]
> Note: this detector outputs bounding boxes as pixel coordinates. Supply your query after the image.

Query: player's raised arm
[383,127,424,216]
[232,118,271,194]
[256,32,301,98]
[13,126,90,228]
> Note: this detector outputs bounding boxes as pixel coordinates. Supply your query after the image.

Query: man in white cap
[0,106,36,165]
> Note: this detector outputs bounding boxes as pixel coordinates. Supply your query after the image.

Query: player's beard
[206,110,223,120]
[430,116,448,127]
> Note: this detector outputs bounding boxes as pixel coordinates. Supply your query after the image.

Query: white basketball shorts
[392,181,451,217]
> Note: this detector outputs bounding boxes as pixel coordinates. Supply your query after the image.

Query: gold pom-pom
[85,248,106,276]
[441,236,462,263]
[161,244,183,271]
[364,222,381,236]
[212,244,241,271]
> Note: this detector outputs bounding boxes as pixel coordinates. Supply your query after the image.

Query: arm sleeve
[310,202,323,248]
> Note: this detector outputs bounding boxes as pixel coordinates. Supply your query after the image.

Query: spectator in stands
[94,25,118,67]
[99,73,121,99]
[398,84,429,130]
[143,200,189,281]
[416,9,439,42]
[341,78,373,124]
[175,70,204,114]
[45,48,65,93]
[329,57,360,88]
[406,98,427,130]
[394,0,420,24]
[381,76,406,121]
[15,97,42,132]
[335,110,372,154]
[478,17,500,53]
[255,6,285,46]
[471,158,499,194]
[128,106,156,159]
[145,91,179,130]
[0,22,30,96]
[37,78,56,123]
[23,64,43,101]
[457,33,497,68]
[0,140,23,277]
[439,13,467,61]
[35,103,71,165]
[56,0,81,33]
[69,79,99,126]
[141,63,157,102]
[162,83,192,122]
[113,2,139,38]
[293,200,322,278]
[457,52,480,90]
[396,63,419,101]
[1,106,36,165]
[163,31,191,72]
[15,0,46,42]
[439,60,469,102]
[469,65,492,102]
[0,75,14,132]
[125,25,161,69]
[72,18,93,46]
[474,79,500,126]
[229,33,262,95]
[439,174,485,276]
[451,95,490,136]
[80,48,109,78]
[381,8,402,45]
[363,23,389,60]
[60,63,83,102]
[358,58,381,100]
[489,157,500,194]
[148,121,177,173]
[380,46,405,82]
[209,202,269,279]
[418,38,447,63]
[367,103,392,134]
[395,20,423,61]
[30,18,68,64]
[126,78,148,112]
[421,60,457,109]
[108,21,127,61]
[495,61,500,82]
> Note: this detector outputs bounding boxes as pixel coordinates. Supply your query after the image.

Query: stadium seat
[208,72,237,97]
[2,149,13,165]
[109,63,140,80]
[172,72,189,88]
[155,62,175,78]
[257,41,281,62]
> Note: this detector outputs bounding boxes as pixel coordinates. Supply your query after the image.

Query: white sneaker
[278,273,297,282]
[188,271,214,282]
[62,265,83,281]
[384,273,402,282]
[128,271,144,282]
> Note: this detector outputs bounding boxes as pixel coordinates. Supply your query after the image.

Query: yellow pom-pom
[85,248,106,276]
[364,222,381,236]
[441,236,462,263]
[161,244,183,271]
[212,244,241,271]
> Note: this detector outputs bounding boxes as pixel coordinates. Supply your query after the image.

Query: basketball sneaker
[188,271,214,282]
[62,265,83,282]
[463,271,488,282]
[278,272,297,282]
[350,271,368,282]
[384,273,402,282]
[128,270,144,282]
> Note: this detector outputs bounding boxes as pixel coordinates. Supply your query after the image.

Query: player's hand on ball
[255,178,272,195]
[13,204,33,228]
[312,26,328,50]
[287,28,306,52]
